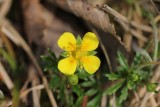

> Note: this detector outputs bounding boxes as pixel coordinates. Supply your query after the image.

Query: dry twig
[20,85,44,99]
[102,5,152,32]
[0,0,12,22]
[0,62,14,90]
[1,19,58,107]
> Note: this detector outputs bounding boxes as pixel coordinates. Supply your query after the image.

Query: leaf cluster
[104,52,158,104]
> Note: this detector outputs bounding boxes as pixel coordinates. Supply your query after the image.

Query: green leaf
[77,69,89,80]
[49,76,60,89]
[80,81,95,87]
[72,85,84,97]
[47,48,57,59]
[76,36,82,45]
[119,87,128,103]
[127,80,135,89]
[87,93,102,107]
[105,73,121,80]
[86,51,97,56]
[75,96,83,107]
[60,51,69,57]
[41,54,58,72]
[117,52,129,70]
[85,88,98,96]
[103,81,124,95]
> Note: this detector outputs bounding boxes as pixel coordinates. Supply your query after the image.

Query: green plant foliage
[104,51,158,103]
[105,73,121,80]
[87,93,102,107]
[0,48,17,70]
[76,35,82,45]
[119,87,128,103]
[41,48,58,72]
[103,81,124,95]
[60,51,69,57]
[68,74,79,85]
[41,49,103,106]
[117,52,129,71]
[146,83,158,93]
[86,51,97,56]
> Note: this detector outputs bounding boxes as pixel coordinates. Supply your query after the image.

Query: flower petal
[58,57,77,75]
[81,32,99,51]
[82,56,100,74]
[58,32,76,51]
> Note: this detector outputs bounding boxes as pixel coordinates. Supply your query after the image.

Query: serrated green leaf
[119,87,128,103]
[75,96,83,107]
[47,48,57,59]
[103,81,124,95]
[87,93,102,107]
[80,81,95,87]
[49,76,60,89]
[77,69,89,80]
[86,51,97,56]
[105,73,121,80]
[85,88,98,96]
[117,52,129,70]
[60,51,69,57]
[72,85,84,96]
[41,54,58,72]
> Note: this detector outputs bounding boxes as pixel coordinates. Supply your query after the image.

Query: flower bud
[68,74,79,85]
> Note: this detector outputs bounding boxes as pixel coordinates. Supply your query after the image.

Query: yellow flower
[57,32,100,75]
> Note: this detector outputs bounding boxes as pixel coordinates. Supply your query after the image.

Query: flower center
[69,45,86,59]
[71,49,83,59]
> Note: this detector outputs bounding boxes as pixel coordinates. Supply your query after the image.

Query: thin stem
[151,19,158,61]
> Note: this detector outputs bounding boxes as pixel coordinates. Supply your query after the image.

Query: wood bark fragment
[52,0,116,35]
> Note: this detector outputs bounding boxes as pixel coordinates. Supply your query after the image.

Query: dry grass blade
[102,5,152,32]
[0,62,14,90]
[0,0,12,22]
[20,85,44,99]
[31,67,41,107]
[154,15,160,23]
[1,19,58,107]
[116,18,148,43]
[150,0,160,15]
